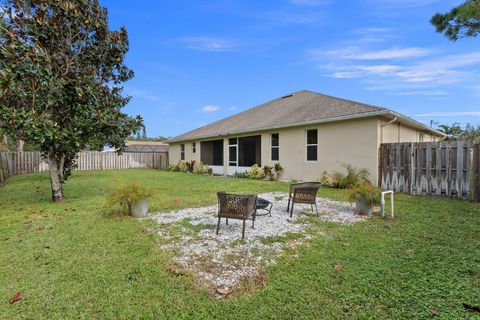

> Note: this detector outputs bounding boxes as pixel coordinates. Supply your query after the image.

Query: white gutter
[380,116,398,143]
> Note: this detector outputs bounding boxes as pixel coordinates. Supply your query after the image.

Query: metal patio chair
[287,182,322,217]
[216,192,257,239]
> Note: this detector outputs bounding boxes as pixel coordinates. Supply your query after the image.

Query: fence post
[474,142,480,202]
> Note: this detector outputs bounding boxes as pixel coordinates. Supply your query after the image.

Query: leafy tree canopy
[128,135,171,142]
[437,122,480,141]
[0,0,143,201]
[431,0,480,40]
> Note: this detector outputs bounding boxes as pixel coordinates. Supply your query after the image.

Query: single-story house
[168,90,445,183]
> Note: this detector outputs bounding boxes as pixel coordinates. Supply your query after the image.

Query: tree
[438,123,480,141]
[431,0,480,40]
[0,0,143,201]
[127,135,171,142]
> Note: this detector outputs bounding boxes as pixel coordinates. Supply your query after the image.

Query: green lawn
[0,169,479,319]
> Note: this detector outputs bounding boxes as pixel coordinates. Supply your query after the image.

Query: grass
[0,169,479,319]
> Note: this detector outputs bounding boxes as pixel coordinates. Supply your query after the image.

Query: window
[228,138,238,166]
[271,133,279,161]
[192,142,196,153]
[180,144,185,161]
[419,133,424,142]
[306,129,318,161]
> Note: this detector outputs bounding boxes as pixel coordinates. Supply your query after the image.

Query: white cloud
[395,90,451,96]
[201,105,221,112]
[315,49,480,92]
[320,46,431,60]
[179,37,233,52]
[415,112,480,117]
[351,27,395,43]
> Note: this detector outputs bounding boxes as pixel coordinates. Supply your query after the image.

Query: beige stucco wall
[380,121,436,143]
[169,118,381,183]
[169,142,200,165]
[168,117,444,184]
[260,118,380,182]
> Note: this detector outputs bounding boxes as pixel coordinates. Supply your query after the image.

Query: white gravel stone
[149,192,365,291]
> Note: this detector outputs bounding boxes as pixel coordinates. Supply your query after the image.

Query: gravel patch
[149,192,365,294]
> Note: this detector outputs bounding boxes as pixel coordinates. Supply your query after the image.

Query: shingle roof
[168,90,439,142]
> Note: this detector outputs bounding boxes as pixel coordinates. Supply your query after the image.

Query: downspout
[380,116,398,143]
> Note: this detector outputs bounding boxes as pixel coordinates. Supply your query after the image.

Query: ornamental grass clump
[331,163,370,189]
[105,181,153,216]
[349,180,381,216]
[349,181,381,206]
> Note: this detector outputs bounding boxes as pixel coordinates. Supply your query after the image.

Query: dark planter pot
[355,198,374,216]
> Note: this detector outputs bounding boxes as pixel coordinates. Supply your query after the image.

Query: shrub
[186,160,196,173]
[105,181,153,216]
[320,170,330,186]
[193,162,212,175]
[349,181,381,206]
[263,165,274,181]
[274,163,284,180]
[233,171,249,179]
[170,161,212,175]
[247,163,284,181]
[331,163,370,189]
[170,161,188,173]
[248,164,265,179]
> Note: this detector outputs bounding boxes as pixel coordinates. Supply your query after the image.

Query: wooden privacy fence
[379,141,478,201]
[0,151,168,185]
[474,143,480,202]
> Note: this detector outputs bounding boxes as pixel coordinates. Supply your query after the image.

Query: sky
[101,0,480,138]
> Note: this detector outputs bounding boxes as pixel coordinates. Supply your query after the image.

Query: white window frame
[305,129,318,162]
[270,133,279,162]
[228,138,238,167]
[180,144,185,161]
[419,133,424,142]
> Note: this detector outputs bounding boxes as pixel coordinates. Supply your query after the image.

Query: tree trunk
[15,139,25,152]
[48,154,64,202]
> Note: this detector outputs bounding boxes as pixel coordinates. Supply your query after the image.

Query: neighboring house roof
[124,141,169,153]
[169,90,445,142]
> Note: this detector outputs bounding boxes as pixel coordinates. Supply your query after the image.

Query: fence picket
[380,141,474,201]
[473,143,480,202]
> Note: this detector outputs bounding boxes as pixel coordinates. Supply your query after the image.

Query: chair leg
[315,204,319,217]
[216,217,221,235]
[268,204,273,217]
[311,204,314,212]
[242,220,246,239]
[252,210,256,229]
[290,202,294,218]
[287,198,291,212]
[226,218,228,225]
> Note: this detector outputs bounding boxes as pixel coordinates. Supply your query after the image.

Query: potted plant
[349,181,381,216]
[106,181,153,218]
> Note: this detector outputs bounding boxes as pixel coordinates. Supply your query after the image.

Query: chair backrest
[289,182,322,195]
[290,182,321,204]
[217,192,257,219]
